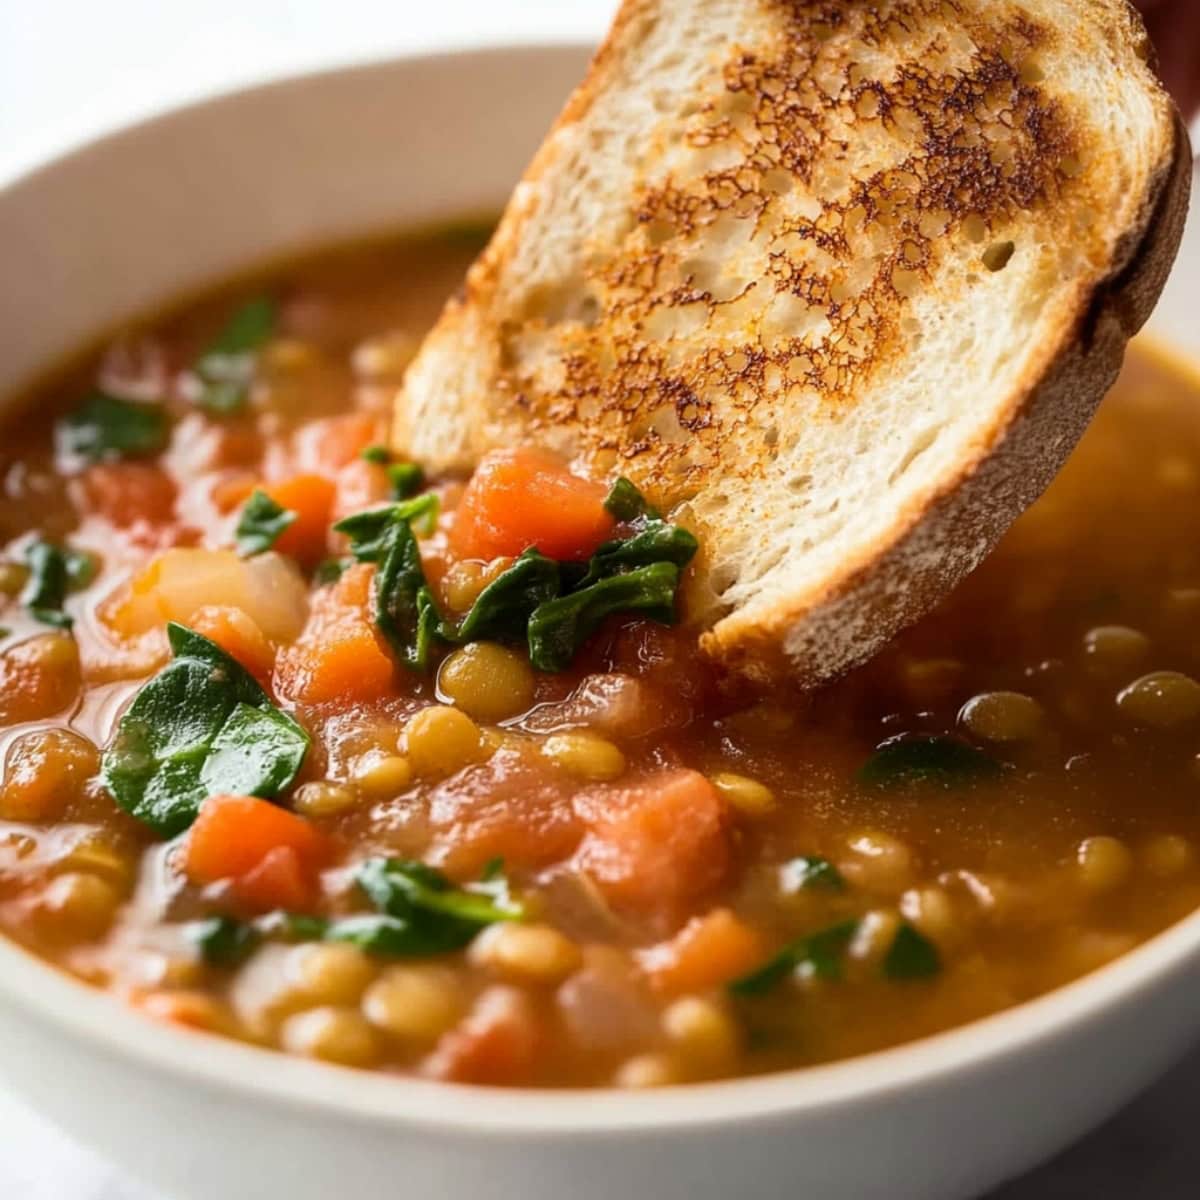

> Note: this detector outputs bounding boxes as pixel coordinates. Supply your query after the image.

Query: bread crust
[398,0,1191,688]
[707,107,1193,685]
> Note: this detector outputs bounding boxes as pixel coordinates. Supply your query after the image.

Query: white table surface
[1,2,1198,1196]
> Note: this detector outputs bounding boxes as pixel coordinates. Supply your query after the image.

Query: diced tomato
[185,794,332,913]
[262,474,336,566]
[189,605,276,688]
[450,449,615,563]
[82,462,178,529]
[273,563,395,705]
[573,770,731,920]
[639,909,764,996]
[423,986,540,1085]
[426,755,583,878]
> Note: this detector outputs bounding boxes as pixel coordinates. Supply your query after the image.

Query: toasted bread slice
[397,0,1190,686]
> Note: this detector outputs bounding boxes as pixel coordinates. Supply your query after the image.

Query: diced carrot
[331,560,372,607]
[232,845,315,912]
[262,474,336,566]
[573,770,731,919]
[189,605,276,688]
[423,987,539,1085]
[639,909,765,996]
[210,474,257,515]
[273,563,395,705]
[331,458,391,526]
[135,990,233,1034]
[185,795,331,914]
[82,462,178,528]
[450,449,615,563]
[276,622,395,706]
[296,413,382,473]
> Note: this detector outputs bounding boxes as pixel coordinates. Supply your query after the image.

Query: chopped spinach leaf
[353,857,524,954]
[376,519,438,671]
[859,735,1001,789]
[204,296,277,357]
[603,476,659,522]
[254,911,329,942]
[314,556,351,585]
[20,538,96,629]
[360,444,391,465]
[387,462,424,499]
[198,861,524,962]
[334,498,441,671]
[235,488,296,558]
[730,920,860,997]
[193,296,277,415]
[56,391,168,464]
[323,913,443,956]
[101,622,310,837]
[884,922,941,980]
[780,856,845,893]
[575,522,699,590]
[528,561,681,672]
[190,915,260,966]
[442,549,560,645]
[334,496,439,560]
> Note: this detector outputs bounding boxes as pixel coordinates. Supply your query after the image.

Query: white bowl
[2,44,1199,1200]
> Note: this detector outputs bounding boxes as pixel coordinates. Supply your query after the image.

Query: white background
[1,2,1199,1197]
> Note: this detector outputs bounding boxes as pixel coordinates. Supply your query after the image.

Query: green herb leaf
[858,735,1001,789]
[575,523,699,590]
[189,916,260,966]
[201,703,310,798]
[20,538,96,629]
[314,557,351,585]
[528,561,681,672]
[56,391,169,463]
[334,496,439,561]
[442,549,560,645]
[603,477,659,522]
[101,622,310,836]
[730,920,860,997]
[335,499,442,671]
[323,913,445,956]
[387,462,424,500]
[360,444,391,465]
[235,488,296,558]
[194,297,277,415]
[376,520,437,672]
[780,856,846,893]
[353,857,524,954]
[883,922,941,980]
[204,296,277,357]
[254,911,330,942]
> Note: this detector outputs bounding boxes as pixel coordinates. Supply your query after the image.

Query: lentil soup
[2,228,1200,1088]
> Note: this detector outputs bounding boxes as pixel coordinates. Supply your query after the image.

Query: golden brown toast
[396,0,1190,686]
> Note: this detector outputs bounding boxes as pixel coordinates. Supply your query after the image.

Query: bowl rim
[2,40,1200,1136]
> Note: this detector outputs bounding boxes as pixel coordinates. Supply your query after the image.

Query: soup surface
[2,229,1200,1088]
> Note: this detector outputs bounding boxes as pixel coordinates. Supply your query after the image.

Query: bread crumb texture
[400,0,1178,684]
